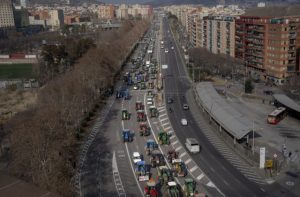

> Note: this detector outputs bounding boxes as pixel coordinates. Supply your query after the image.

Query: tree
[245,79,254,93]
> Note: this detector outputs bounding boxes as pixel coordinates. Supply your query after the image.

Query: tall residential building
[20,0,27,8]
[203,15,235,57]
[235,6,300,84]
[98,4,115,19]
[0,0,15,28]
[49,9,64,29]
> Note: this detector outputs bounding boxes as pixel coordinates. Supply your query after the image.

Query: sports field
[0,63,35,79]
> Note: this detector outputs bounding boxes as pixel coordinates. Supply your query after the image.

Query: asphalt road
[160,16,298,197]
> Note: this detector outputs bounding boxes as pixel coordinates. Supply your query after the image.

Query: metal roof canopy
[273,94,300,113]
[196,82,253,140]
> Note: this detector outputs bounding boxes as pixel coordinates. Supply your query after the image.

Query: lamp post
[252,120,255,155]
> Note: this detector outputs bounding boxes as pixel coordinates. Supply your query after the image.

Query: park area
[0,63,35,79]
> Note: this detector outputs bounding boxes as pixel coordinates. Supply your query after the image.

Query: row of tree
[4,20,149,196]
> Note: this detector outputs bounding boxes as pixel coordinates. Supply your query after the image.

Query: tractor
[141,82,146,90]
[157,166,174,186]
[167,181,181,197]
[183,178,196,197]
[149,106,158,118]
[148,81,154,89]
[150,150,165,168]
[137,110,147,122]
[158,131,170,145]
[172,159,187,177]
[139,123,151,136]
[145,139,158,155]
[167,149,179,164]
[135,161,150,182]
[136,101,144,111]
[144,179,159,197]
[122,129,133,142]
[122,109,130,120]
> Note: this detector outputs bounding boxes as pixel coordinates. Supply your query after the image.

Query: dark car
[167,97,173,104]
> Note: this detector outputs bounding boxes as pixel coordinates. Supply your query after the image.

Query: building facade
[203,15,235,57]
[49,9,64,30]
[98,4,115,19]
[235,8,300,84]
[0,0,15,28]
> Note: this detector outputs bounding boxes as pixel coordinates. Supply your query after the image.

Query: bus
[267,107,287,124]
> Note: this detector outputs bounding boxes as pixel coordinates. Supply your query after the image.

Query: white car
[171,46,174,50]
[181,118,188,126]
[133,85,139,90]
[165,49,169,53]
[183,104,189,110]
[133,152,142,164]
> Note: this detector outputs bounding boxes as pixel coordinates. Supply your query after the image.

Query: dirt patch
[0,89,37,124]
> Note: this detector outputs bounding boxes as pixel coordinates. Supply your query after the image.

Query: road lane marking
[159,113,167,118]
[179,152,187,158]
[160,117,168,122]
[196,173,204,180]
[164,126,172,131]
[158,108,166,112]
[175,146,182,152]
[161,122,169,127]
[170,135,176,140]
[190,165,198,172]
[184,158,192,165]
[171,140,179,146]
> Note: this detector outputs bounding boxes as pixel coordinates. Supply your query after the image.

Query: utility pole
[252,120,255,155]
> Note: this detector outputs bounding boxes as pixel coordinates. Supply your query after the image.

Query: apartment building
[0,0,15,28]
[98,4,115,19]
[203,15,235,57]
[235,6,300,84]
[49,9,64,30]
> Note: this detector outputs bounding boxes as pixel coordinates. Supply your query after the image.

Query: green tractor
[149,106,158,118]
[158,131,170,145]
[183,178,196,197]
[122,109,130,120]
[157,166,173,186]
[167,181,181,197]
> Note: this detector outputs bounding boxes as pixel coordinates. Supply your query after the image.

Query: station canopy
[273,94,300,113]
[196,82,253,140]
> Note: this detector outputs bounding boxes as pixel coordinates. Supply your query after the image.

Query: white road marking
[164,126,172,131]
[190,165,198,172]
[175,146,182,152]
[158,108,166,112]
[159,113,167,118]
[179,152,187,158]
[171,140,179,146]
[206,181,216,188]
[184,158,192,165]
[160,117,168,122]
[161,122,169,127]
[196,173,204,180]
[170,135,176,140]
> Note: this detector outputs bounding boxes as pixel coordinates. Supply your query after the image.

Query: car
[183,104,189,110]
[171,46,174,50]
[167,97,173,104]
[133,152,143,164]
[133,85,139,90]
[165,49,169,53]
[181,118,187,126]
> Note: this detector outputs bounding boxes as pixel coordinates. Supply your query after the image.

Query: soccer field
[0,63,35,79]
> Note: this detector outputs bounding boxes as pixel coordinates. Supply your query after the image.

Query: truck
[185,138,200,154]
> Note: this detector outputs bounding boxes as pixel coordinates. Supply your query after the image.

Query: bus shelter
[273,94,300,120]
[195,82,254,143]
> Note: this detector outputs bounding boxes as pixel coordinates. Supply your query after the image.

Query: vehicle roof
[133,152,140,157]
[168,181,177,186]
[172,159,182,163]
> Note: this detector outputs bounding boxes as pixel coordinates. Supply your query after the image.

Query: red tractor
[140,123,151,136]
[137,110,147,122]
[144,179,158,197]
[167,149,179,163]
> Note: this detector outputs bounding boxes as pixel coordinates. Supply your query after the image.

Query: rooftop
[273,94,300,113]
[196,82,253,140]
[244,6,300,17]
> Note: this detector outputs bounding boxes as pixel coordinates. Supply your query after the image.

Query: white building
[49,9,64,30]
[0,0,15,28]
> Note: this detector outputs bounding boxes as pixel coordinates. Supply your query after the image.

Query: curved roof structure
[196,82,253,140]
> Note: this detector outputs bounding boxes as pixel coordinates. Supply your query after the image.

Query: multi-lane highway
[78,13,297,197]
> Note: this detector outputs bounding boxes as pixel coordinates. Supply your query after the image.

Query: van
[185,138,200,154]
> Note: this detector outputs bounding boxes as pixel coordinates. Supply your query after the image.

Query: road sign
[265,160,273,168]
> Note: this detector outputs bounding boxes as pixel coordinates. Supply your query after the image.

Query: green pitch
[0,63,35,79]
